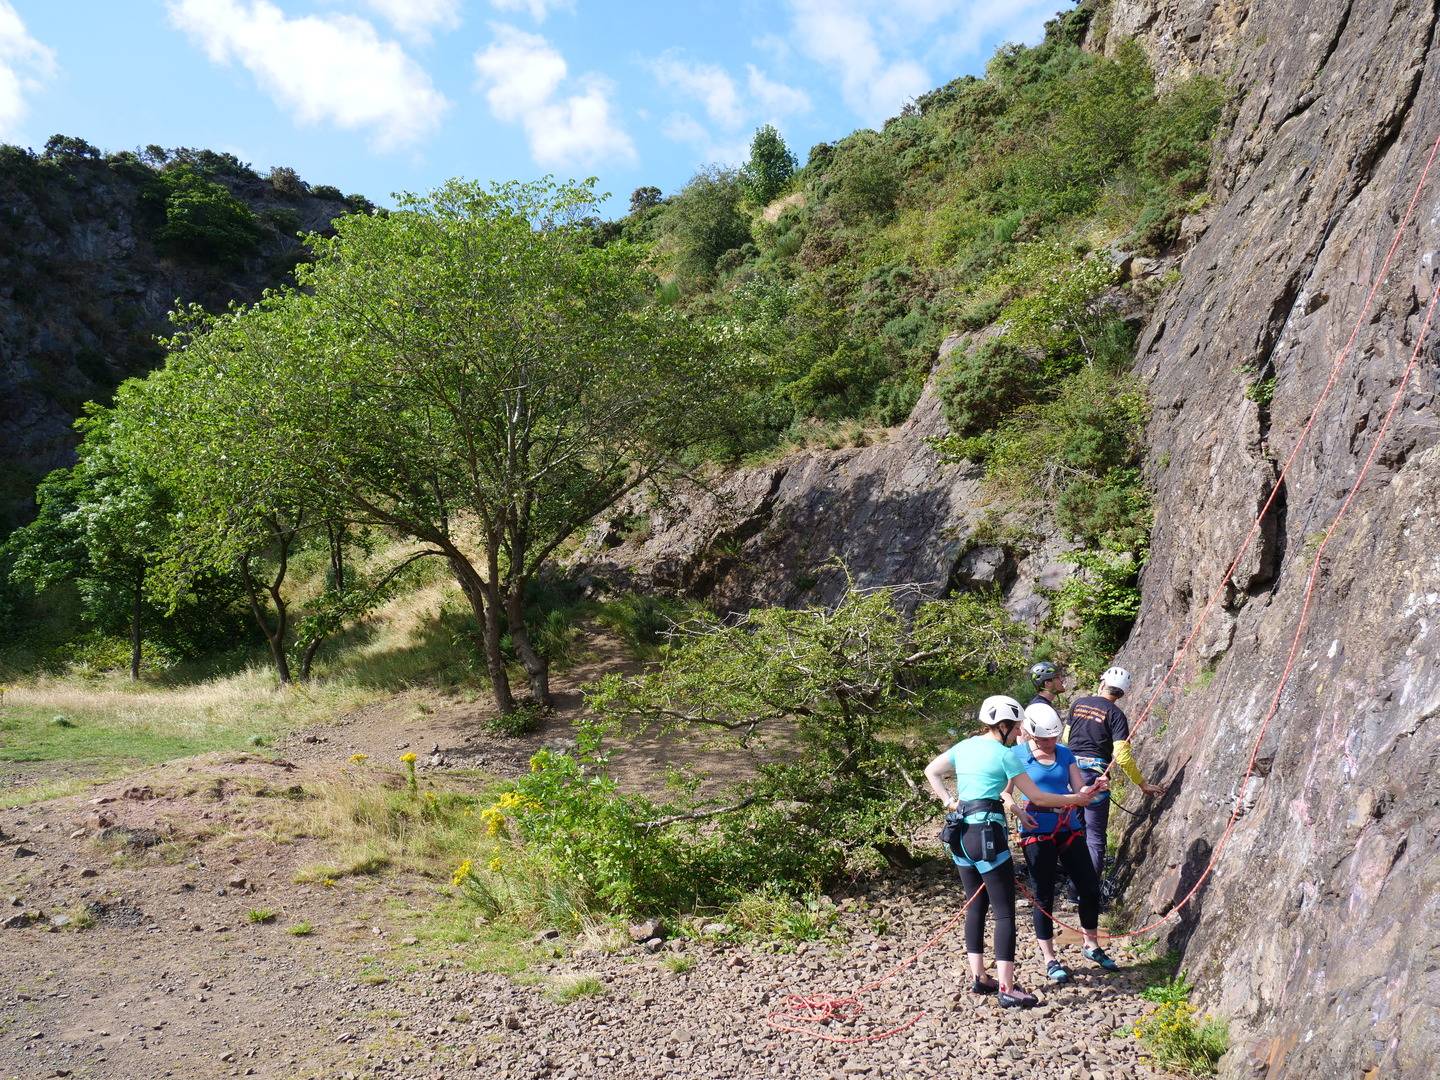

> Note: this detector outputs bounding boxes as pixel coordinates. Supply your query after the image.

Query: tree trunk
[129,566,144,681]
[298,637,323,682]
[505,585,551,705]
[446,552,514,714]
[241,555,291,686]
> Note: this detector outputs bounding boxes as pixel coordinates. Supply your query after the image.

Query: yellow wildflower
[487,856,503,872]
[451,859,473,887]
[349,753,369,765]
[321,877,336,888]
[400,751,418,765]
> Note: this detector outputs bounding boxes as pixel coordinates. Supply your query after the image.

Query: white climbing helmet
[978,694,1025,726]
[1102,666,1132,695]
[1022,702,1064,739]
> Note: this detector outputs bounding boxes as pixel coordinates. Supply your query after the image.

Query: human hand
[1017,808,1039,830]
[1142,783,1166,798]
[1076,777,1109,805]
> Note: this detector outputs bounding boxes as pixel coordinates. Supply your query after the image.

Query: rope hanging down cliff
[765,125,1440,1042]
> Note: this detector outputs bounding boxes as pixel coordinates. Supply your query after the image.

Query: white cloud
[784,0,930,125]
[0,1,56,140]
[662,112,749,169]
[474,24,634,168]
[360,0,461,41]
[490,0,574,22]
[650,54,743,130]
[781,1,1054,125]
[746,65,810,120]
[940,0,1057,55]
[168,0,448,150]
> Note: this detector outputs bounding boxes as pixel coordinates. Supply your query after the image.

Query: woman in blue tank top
[1012,702,1116,982]
[924,695,1107,1008]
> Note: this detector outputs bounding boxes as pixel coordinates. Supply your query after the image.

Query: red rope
[764,886,983,1042]
[764,128,1440,1040]
[1027,271,1440,942]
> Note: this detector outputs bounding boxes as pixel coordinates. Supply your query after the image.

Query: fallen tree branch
[637,795,759,830]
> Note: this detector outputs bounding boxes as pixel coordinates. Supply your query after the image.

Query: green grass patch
[0,704,253,765]
[287,922,314,936]
[661,954,695,974]
[545,974,605,1003]
[0,774,110,809]
[246,908,278,924]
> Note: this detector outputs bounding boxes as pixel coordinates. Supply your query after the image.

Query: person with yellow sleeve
[1063,666,1165,880]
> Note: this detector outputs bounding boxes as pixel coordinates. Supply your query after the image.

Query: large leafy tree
[163,178,733,712]
[4,410,170,679]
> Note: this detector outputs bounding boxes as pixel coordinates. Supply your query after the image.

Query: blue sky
[1,0,1068,215]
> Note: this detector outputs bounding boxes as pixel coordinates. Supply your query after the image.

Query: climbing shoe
[1084,945,1120,971]
[998,986,1040,1008]
[1046,960,1071,983]
[971,976,999,995]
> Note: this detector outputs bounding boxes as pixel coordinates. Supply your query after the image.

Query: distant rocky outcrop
[1096,1,1440,1077]
[575,331,1077,626]
[0,142,358,532]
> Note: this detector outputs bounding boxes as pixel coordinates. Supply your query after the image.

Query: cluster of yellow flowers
[400,751,418,765]
[451,858,473,887]
[1134,1000,1201,1046]
[495,791,537,812]
[349,753,369,765]
[479,806,506,836]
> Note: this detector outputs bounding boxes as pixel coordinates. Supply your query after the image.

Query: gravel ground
[0,678,1182,1080]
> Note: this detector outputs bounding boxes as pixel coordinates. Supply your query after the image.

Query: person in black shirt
[1028,660,1064,713]
[1064,666,1165,879]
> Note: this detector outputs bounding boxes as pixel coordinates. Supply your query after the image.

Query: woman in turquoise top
[924,694,1107,1008]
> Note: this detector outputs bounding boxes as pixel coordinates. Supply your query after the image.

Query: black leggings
[1021,833,1100,940]
[956,857,1017,963]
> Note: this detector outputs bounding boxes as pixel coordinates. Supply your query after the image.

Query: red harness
[1018,808,1082,848]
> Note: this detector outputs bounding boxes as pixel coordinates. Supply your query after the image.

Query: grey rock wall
[576,331,1078,622]
[0,152,349,533]
[1101,1,1440,1076]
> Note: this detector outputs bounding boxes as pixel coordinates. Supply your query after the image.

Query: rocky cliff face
[0,149,351,533]
[576,330,1078,625]
[1097,1,1440,1076]
[588,1,1440,1073]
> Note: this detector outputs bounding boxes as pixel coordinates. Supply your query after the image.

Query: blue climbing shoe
[1083,945,1120,972]
[1046,960,1071,983]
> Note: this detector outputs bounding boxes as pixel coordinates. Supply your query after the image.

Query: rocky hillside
[588,1,1440,1074]
[0,140,362,533]
[1103,1,1440,1077]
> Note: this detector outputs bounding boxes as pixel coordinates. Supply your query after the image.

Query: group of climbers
[922,662,1166,1008]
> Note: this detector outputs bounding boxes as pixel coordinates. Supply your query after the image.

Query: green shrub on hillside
[744,125,797,206]
[142,165,262,265]
[665,167,751,277]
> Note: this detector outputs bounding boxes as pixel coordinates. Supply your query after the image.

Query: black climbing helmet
[1030,660,1060,686]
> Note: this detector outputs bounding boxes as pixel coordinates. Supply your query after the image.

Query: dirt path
[0,639,1188,1079]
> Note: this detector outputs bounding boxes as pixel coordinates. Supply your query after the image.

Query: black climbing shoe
[1045,960,1070,983]
[971,976,999,995]
[1084,945,1120,971]
[998,986,1040,1008]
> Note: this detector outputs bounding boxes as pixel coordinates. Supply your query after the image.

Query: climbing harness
[764,125,1440,1042]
